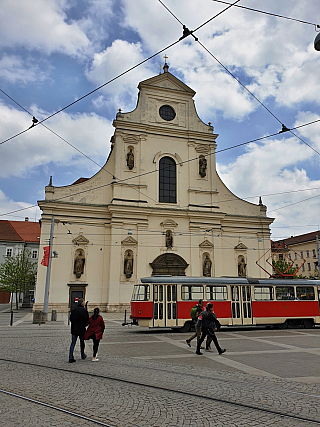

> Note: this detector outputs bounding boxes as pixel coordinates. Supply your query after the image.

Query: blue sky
[0,0,319,240]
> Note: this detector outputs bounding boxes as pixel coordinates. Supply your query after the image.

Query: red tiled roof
[0,220,40,243]
[72,177,89,185]
[273,230,320,246]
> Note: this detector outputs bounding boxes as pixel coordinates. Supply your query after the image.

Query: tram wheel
[278,320,288,329]
[178,321,191,333]
[303,319,314,329]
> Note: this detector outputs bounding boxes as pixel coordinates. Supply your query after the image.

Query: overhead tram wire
[158,1,320,157]
[0,119,319,219]
[212,0,320,30]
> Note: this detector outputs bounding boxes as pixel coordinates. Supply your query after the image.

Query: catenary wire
[211,0,320,29]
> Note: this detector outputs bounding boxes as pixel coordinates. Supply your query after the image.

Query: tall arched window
[159,156,176,203]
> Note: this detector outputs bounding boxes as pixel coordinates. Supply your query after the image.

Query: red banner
[41,246,50,267]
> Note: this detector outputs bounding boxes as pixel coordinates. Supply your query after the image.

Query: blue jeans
[69,334,85,360]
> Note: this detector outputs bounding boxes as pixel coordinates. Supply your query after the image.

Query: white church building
[34,62,273,313]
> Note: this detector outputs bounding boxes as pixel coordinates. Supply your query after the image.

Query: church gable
[138,72,195,96]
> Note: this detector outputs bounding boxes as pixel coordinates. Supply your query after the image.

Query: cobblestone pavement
[1,310,320,426]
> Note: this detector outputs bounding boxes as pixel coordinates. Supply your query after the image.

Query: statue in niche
[238,256,247,277]
[126,148,134,170]
[199,155,207,178]
[203,254,212,277]
[74,250,85,279]
[124,251,133,279]
[165,230,173,249]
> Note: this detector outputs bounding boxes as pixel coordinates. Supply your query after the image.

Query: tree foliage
[272,260,297,276]
[0,250,37,309]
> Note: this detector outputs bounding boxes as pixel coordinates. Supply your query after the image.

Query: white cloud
[0,189,41,221]
[0,54,52,84]
[0,102,114,178]
[86,39,154,111]
[0,0,90,57]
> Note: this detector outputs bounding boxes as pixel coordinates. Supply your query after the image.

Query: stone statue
[126,148,134,170]
[74,250,85,279]
[199,155,207,178]
[203,254,212,277]
[124,251,133,279]
[238,257,247,277]
[165,230,173,249]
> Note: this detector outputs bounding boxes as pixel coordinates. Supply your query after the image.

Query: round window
[159,105,176,121]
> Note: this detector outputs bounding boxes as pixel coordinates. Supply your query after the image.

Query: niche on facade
[123,134,139,173]
[126,146,134,170]
[160,219,177,252]
[199,240,214,277]
[234,242,247,277]
[150,253,189,276]
[71,233,89,281]
[121,236,138,282]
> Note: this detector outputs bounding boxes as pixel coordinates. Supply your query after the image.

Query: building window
[314,262,318,270]
[6,248,13,257]
[306,250,309,258]
[159,105,176,121]
[302,264,305,272]
[307,263,311,271]
[300,251,303,258]
[294,253,297,260]
[159,156,176,203]
[32,250,38,259]
[313,249,316,258]
[278,253,284,261]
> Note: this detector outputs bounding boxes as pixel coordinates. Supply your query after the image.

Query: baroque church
[34,62,273,313]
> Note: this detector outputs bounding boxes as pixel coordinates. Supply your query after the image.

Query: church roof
[138,64,196,96]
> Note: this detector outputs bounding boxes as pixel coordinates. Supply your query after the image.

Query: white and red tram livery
[130,277,320,331]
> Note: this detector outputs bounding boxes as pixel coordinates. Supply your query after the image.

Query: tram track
[1,357,320,425]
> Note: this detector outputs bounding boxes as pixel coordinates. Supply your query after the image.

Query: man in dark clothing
[69,298,89,363]
[196,303,226,356]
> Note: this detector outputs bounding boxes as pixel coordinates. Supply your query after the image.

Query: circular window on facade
[159,105,176,121]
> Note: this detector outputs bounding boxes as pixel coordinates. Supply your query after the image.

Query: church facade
[34,63,273,313]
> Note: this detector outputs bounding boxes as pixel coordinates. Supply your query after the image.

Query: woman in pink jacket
[84,307,105,361]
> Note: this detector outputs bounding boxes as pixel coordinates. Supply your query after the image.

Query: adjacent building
[34,63,274,313]
[272,231,320,278]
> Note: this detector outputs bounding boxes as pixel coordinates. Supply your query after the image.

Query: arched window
[159,156,176,203]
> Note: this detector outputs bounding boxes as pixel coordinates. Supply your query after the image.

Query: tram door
[153,284,177,327]
[231,285,252,325]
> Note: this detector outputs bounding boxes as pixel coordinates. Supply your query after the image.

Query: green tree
[272,260,297,276]
[0,250,37,310]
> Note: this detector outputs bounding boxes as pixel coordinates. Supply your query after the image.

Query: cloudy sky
[0,0,319,240]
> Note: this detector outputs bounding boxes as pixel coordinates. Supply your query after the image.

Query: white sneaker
[205,348,212,352]
[92,357,99,362]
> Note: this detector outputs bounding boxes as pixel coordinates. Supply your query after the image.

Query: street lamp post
[43,216,55,320]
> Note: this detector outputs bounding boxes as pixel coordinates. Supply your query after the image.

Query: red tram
[130,276,320,331]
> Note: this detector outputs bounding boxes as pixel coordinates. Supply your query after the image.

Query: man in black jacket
[196,303,226,356]
[69,298,89,363]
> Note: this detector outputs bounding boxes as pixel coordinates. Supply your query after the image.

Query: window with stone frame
[159,156,176,203]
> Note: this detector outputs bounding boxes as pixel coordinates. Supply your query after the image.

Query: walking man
[186,299,204,348]
[69,298,89,363]
[196,303,226,355]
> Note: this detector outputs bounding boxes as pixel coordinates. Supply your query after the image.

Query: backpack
[190,306,198,320]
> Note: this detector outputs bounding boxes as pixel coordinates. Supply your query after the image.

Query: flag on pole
[41,246,50,267]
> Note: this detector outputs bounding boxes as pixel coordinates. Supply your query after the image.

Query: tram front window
[206,286,227,300]
[276,286,294,300]
[297,287,315,300]
[181,285,204,300]
[132,285,150,301]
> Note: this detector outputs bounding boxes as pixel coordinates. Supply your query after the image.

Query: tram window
[172,285,177,301]
[167,303,171,319]
[181,285,204,300]
[254,287,274,301]
[167,286,171,302]
[154,286,158,302]
[172,303,177,319]
[276,286,294,300]
[154,304,158,320]
[297,287,315,300]
[159,303,163,320]
[159,285,163,301]
[132,285,150,301]
[206,286,227,301]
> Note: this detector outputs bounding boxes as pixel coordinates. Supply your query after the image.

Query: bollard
[10,310,13,326]
[124,309,127,325]
[51,310,57,321]
[39,311,42,326]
